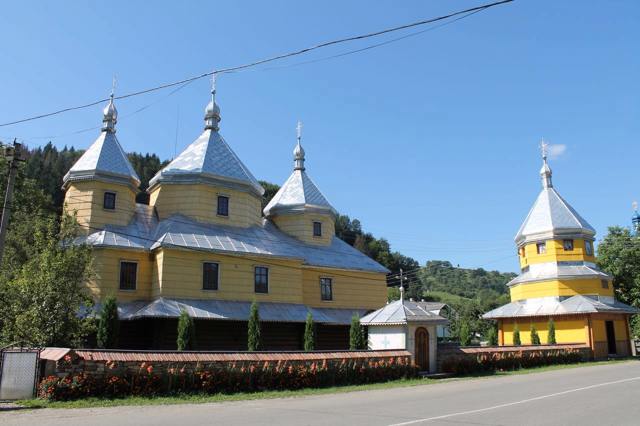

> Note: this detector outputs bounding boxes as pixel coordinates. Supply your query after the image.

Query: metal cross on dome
[296,120,302,141]
[540,138,549,160]
[111,75,117,98]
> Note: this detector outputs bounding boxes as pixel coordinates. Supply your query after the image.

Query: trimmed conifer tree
[96,296,119,349]
[247,300,261,351]
[304,312,315,351]
[177,310,196,351]
[486,325,498,346]
[547,318,556,344]
[349,314,366,350]
[530,324,541,345]
[459,321,471,346]
[513,324,521,346]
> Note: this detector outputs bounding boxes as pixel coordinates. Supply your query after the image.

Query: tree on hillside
[128,153,170,204]
[304,312,315,351]
[486,324,498,346]
[597,226,640,337]
[177,309,196,351]
[97,296,119,349]
[247,301,261,351]
[259,180,281,211]
[23,142,83,212]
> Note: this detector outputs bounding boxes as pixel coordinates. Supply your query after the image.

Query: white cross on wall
[381,336,391,349]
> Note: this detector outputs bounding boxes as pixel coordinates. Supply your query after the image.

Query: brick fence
[40,348,413,378]
[437,343,592,372]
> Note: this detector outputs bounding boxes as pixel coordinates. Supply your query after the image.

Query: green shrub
[349,314,366,350]
[459,321,471,346]
[177,310,196,351]
[513,324,521,346]
[486,325,498,346]
[547,319,556,344]
[530,325,541,345]
[304,312,315,351]
[248,301,261,351]
[96,296,119,349]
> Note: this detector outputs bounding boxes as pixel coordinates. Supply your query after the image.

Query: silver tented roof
[515,187,595,245]
[263,136,337,217]
[360,300,448,326]
[77,206,389,273]
[482,295,639,319]
[508,262,610,286]
[148,129,264,196]
[63,130,140,190]
[106,297,367,324]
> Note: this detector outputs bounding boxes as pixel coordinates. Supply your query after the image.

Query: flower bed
[440,346,587,375]
[38,354,417,401]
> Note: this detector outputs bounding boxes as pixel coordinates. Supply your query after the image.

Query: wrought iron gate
[0,348,39,400]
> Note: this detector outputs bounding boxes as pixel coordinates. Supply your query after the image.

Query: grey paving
[2,361,639,426]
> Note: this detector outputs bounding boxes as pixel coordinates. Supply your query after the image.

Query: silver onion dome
[204,74,221,131]
[540,140,553,189]
[102,94,118,133]
[293,121,305,171]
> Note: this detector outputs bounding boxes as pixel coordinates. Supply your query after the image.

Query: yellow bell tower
[484,141,638,358]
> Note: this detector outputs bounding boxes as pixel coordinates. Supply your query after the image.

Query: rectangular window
[254,266,269,294]
[313,221,322,237]
[563,239,574,251]
[104,192,116,210]
[203,262,219,290]
[536,242,547,254]
[119,261,137,290]
[320,278,333,301]
[601,279,609,289]
[585,241,594,256]
[217,195,229,216]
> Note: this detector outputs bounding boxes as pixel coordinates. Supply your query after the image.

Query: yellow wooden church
[483,144,638,358]
[62,87,388,350]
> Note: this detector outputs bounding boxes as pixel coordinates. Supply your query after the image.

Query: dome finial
[204,71,221,131]
[540,138,552,189]
[293,120,305,171]
[102,76,118,133]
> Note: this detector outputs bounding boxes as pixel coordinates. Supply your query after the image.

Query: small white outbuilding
[360,290,448,373]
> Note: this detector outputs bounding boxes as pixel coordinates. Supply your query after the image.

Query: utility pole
[0,139,25,266]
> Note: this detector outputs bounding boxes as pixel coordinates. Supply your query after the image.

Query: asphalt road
[2,361,640,426]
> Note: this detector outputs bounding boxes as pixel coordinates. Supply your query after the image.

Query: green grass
[17,358,635,410]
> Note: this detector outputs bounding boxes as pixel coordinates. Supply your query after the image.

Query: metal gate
[0,348,39,400]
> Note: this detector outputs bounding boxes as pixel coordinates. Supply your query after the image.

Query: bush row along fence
[437,343,592,375]
[38,349,416,401]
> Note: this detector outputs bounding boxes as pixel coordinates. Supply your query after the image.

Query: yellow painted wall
[272,213,336,246]
[301,268,387,309]
[64,181,136,231]
[87,248,152,302]
[149,184,262,228]
[519,239,596,269]
[591,317,628,343]
[509,278,614,300]
[501,318,587,345]
[155,248,304,303]
[151,250,163,298]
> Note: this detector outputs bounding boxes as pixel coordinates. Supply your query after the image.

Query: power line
[0,0,514,128]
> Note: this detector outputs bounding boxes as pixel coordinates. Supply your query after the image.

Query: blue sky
[1,1,638,273]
